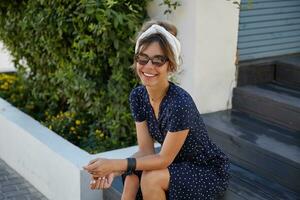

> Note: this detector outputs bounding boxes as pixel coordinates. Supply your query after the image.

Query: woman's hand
[90,173,114,190]
[84,158,114,177]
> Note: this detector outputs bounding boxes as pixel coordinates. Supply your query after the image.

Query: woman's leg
[121,174,140,200]
[141,169,170,200]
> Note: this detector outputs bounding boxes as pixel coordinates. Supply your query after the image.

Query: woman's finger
[84,158,102,171]
[90,179,96,190]
[100,177,107,189]
[103,178,110,189]
[85,161,102,172]
[84,164,96,171]
[91,176,100,190]
[104,174,113,188]
[83,159,97,170]
[89,170,104,177]
[95,177,102,190]
[88,158,99,165]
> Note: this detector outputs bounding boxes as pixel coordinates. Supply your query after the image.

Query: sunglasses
[135,54,169,67]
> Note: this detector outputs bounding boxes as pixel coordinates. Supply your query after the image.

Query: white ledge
[0,98,146,200]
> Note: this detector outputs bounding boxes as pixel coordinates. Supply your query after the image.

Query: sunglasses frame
[135,53,169,67]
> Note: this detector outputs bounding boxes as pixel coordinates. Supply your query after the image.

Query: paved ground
[0,159,47,200]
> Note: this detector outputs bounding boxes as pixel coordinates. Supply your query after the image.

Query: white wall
[0,42,15,72]
[148,0,240,113]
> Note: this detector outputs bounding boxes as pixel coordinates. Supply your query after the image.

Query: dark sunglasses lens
[152,56,167,66]
[136,55,149,65]
[136,55,168,66]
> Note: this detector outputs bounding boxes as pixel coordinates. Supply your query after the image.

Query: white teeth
[143,72,156,77]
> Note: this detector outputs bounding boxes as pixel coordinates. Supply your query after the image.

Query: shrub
[0,0,151,153]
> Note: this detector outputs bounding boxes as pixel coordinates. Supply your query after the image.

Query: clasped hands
[83,158,115,190]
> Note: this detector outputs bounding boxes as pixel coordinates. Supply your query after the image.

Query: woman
[84,21,230,200]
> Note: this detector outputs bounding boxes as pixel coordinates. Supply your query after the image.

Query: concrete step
[202,109,300,193]
[237,54,300,87]
[224,163,299,200]
[276,56,300,88]
[103,163,299,200]
[232,82,300,131]
[237,61,275,87]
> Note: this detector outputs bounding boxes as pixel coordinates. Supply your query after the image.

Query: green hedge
[0,0,152,153]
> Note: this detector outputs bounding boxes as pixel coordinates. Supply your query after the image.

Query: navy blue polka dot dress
[129,82,230,200]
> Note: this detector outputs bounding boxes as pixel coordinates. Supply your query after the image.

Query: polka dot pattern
[129,82,230,199]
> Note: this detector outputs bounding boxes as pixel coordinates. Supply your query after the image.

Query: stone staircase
[203,55,300,199]
[104,55,300,200]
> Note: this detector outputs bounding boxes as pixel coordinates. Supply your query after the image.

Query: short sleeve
[129,87,146,122]
[167,97,195,132]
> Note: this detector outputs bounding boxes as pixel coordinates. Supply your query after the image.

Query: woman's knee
[141,169,170,191]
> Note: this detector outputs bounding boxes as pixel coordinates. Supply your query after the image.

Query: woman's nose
[143,60,155,68]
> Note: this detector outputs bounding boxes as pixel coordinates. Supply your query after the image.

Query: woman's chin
[139,75,158,86]
[141,79,160,87]
[141,80,155,87]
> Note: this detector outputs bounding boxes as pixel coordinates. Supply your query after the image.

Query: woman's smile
[139,71,159,85]
[142,72,157,77]
[141,71,159,80]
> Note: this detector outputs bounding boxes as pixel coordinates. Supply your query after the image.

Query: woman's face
[136,42,169,87]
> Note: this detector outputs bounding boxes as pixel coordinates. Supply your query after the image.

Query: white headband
[135,24,181,66]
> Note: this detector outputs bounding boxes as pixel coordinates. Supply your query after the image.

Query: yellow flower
[65,112,70,118]
[95,129,105,138]
[95,129,101,134]
[0,82,9,90]
[75,120,81,125]
[70,127,75,131]
[25,104,34,110]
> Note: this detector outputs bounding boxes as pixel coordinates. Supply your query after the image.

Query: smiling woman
[84,21,230,200]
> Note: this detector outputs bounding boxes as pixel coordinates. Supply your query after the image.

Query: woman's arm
[135,129,189,170]
[105,121,156,176]
[134,121,155,156]
[108,129,189,172]
[84,124,188,175]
